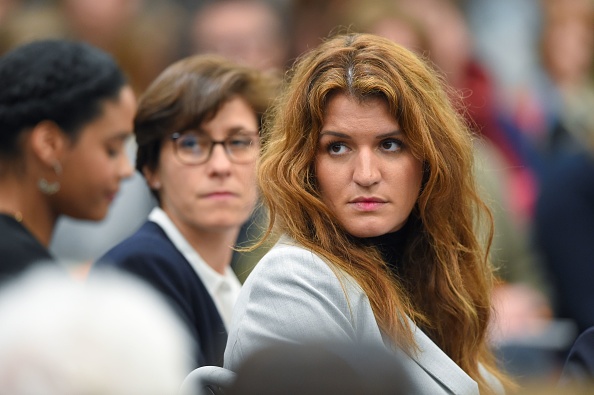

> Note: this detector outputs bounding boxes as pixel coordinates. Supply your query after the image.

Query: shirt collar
[148,207,241,298]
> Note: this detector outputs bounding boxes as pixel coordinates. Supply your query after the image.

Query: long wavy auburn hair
[257,33,509,393]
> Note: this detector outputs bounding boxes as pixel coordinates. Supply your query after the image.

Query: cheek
[402,160,424,197]
[165,169,194,195]
[158,163,193,204]
[241,165,259,200]
[315,167,343,208]
[64,152,107,188]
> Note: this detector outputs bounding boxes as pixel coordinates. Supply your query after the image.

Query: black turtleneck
[353,219,412,276]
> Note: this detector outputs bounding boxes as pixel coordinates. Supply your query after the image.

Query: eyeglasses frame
[169,131,260,165]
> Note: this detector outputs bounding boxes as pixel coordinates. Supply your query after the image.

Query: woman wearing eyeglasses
[93,55,277,369]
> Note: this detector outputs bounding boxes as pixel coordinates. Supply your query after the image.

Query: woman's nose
[352,149,381,186]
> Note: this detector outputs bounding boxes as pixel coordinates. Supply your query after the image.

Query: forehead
[321,93,399,134]
[200,96,258,130]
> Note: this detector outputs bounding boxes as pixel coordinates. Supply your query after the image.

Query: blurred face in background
[541,0,594,88]
[61,0,143,45]
[190,0,288,73]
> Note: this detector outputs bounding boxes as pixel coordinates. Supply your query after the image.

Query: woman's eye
[107,144,122,158]
[380,139,402,152]
[228,137,253,149]
[179,137,200,150]
[328,142,349,155]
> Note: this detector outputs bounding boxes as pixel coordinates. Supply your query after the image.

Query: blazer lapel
[407,319,479,395]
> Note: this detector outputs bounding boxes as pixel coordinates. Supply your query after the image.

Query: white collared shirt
[148,207,242,329]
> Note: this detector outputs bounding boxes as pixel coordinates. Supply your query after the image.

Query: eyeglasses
[170,131,259,165]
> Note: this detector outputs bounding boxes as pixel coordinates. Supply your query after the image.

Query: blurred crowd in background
[1,0,593,388]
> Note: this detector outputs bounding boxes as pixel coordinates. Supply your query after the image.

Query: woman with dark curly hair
[224,33,512,394]
[0,39,135,281]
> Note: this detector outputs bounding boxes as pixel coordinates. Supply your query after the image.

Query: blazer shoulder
[93,221,187,278]
[250,240,360,292]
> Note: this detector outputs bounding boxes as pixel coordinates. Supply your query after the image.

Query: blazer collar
[407,319,479,395]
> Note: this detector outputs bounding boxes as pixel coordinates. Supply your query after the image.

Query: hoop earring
[38,162,62,195]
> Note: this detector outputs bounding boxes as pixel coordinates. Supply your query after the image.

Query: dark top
[0,214,53,283]
[534,152,594,334]
[93,220,227,368]
[357,219,412,276]
[560,326,594,385]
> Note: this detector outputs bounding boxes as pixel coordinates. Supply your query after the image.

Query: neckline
[0,212,23,223]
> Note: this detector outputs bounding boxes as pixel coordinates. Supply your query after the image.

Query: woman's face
[57,86,136,220]
[315,93,423,238]
[148,96,259,236]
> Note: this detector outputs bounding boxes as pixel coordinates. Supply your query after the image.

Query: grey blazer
[224,237,504,394]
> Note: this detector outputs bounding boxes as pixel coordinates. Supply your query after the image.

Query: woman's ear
[143,165,161,190]
[29,121,67,166]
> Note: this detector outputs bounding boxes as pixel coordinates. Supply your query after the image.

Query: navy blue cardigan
[93,221,227,368]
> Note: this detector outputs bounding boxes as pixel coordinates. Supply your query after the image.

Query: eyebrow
[192,127,259,136]
[106,131,133,143]
[319,130,403,139]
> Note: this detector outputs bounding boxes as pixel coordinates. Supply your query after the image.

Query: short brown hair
[134,54,277,200]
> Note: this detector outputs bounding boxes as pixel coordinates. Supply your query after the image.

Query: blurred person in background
[189,0,290,74]
[537,0,594,154]
[0,2,69,56]
[0,39,135,282]
[93,54,277,368]
[467,0,594,184]
[502,0,594,372]
[534,115,594,338]
[57,0,186,94]
[287,0,348,61]
[0,265,193,395]
[0,0,185,94]
[0,0,27,23]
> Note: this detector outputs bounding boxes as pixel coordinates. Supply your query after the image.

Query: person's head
[540,0,594,89]
[58,0,144,48]
[343,0,430,55]
[261,32,479,245]
[259,33,502,393]
[395,0,473,86]
[190,0,289,73]
[0,39,135,222]
[135,54,276,235]
[0,265,194,395]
